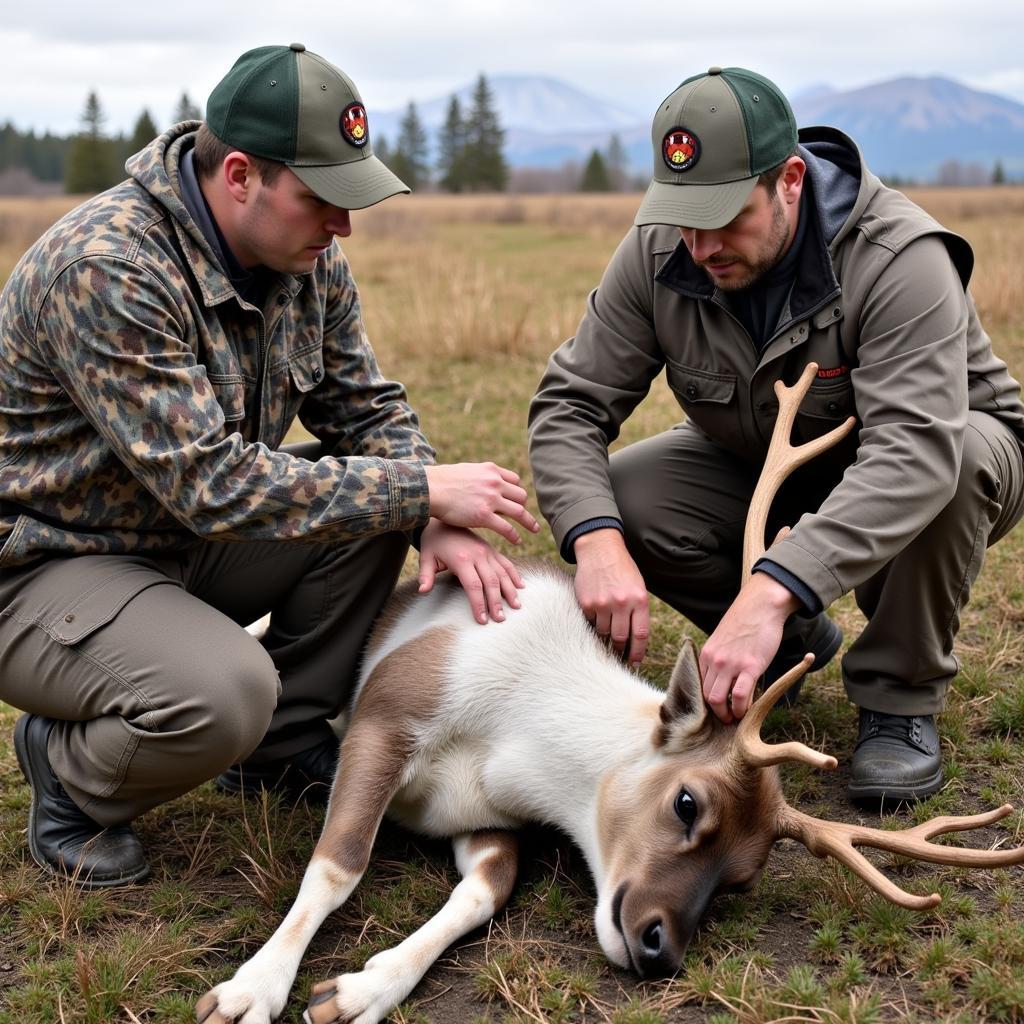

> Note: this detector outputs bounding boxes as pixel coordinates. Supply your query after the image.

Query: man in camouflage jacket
[0,45,537,887]
[529,67,1024,804]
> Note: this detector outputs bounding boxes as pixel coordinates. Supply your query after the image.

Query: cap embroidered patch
[340,103,369,147]
[662,128,700,172]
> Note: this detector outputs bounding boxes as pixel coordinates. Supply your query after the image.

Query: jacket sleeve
[295,253,436,465]
[39,255,431,542]
[528,227,667,553]
[765,235,970,605]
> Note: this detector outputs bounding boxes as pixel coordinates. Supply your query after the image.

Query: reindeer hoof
[195,974,288,1024]
[194,992,218,1023]
[305,964,408,1024]
[305,980,342,1023]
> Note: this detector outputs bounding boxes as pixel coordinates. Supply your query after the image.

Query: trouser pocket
[42,560,181,646]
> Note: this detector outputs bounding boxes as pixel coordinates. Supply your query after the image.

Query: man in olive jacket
[529,67,1024,803]
[1,45,537,888]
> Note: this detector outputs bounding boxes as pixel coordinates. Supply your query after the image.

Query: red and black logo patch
[817,364,850,379]
[662,127,700,172]
[340,103,369,147]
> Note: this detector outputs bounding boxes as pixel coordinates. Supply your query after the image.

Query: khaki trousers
[0,447,409,826]
[609,412,1024,716]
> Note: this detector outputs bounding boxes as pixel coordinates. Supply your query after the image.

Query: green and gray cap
[206,43,408,209]
[634,67,797,229]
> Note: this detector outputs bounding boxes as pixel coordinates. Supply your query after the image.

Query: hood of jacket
[124,121,273,309]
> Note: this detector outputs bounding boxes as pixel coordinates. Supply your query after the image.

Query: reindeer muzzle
[612,880,709,978]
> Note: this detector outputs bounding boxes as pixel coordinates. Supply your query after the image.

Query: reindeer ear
[656,637,708,746]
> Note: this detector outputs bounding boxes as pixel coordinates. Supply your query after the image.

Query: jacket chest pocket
[266,346,326,445]
[665,360,749,454]
[287,347,326,394]
[793,378,858,445]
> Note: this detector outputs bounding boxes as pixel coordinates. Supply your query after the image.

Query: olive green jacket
[0,124,433,569]
[528,128,1024,607]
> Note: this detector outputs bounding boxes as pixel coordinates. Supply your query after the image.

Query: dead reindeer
[197,364,1024,1024]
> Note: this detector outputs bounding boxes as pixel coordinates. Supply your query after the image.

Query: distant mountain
[791,76,1024,179]
[371,74,1024,182]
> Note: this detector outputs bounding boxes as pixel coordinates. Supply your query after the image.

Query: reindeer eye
[673,788,698,829]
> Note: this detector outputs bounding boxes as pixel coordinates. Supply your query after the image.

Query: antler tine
[735,654,839,770]
[742,362,857,578]
[778,803,1024,910]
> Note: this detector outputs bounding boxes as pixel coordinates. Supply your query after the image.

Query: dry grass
[0,187,1023,1022]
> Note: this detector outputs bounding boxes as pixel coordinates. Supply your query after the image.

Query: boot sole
[13,716,150,889]
[846,766,944,804]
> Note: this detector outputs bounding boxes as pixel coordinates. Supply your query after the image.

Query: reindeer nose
[636,918,677,977]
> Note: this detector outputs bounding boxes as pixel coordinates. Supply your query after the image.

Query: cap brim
[291,154,409,210]
[634,175,758,230]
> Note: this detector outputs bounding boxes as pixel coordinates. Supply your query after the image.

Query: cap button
[707,66,723,75]
[289,42,306,51]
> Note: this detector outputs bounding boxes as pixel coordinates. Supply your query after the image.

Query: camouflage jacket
[0,124,434,569]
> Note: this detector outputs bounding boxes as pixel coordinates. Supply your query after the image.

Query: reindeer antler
[738,661,1024,907]
[776,803,1024,909]
[742,362,856,578]
[731,363,1024,908]
[731,362,855,767]
[735,655,838,770]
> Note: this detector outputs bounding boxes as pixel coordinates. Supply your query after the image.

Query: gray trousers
[610,411,1024,716]
[0,448,408,826]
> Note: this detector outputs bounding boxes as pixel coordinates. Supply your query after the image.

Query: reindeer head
[592,638,793,975]
[591,638,1024,977]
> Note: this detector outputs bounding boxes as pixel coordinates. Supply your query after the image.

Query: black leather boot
[848,709,943,803]
[216,733,340,804]
[13,714,150,888]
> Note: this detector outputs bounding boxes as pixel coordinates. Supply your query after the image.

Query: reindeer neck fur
[356,564,670,862]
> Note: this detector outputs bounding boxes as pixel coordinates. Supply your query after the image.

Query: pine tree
[462,74,507,192]
[65,91,119,194]
[437,95,468,193]
[128,110,159,154]
[374,134,392,167]
[579,149,611,192]
[606,134,628,191]
[388,102,431,191]
[993,159,1006,185]
[173,92,203,123]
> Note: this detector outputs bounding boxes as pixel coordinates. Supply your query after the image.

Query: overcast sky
[5,0,1023,136]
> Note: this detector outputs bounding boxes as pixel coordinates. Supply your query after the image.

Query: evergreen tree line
[2,79,1016,196]
[6,72,621,197]
[0,91,201,194]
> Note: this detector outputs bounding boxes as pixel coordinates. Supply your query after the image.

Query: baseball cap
[634,67,797,230]
[205,43,409,210]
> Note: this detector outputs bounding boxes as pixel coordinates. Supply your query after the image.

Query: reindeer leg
[305,830,519,1024]
[196,707,417,1024]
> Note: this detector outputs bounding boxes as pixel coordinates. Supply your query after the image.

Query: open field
[1,188,1023,1023]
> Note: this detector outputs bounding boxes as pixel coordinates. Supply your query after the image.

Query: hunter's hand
[425,463,540,544]
[700,572,800,724]
[573,528,649,665]
[418,520,524,624]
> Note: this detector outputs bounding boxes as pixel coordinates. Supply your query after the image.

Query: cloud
[4,0,1022,134]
